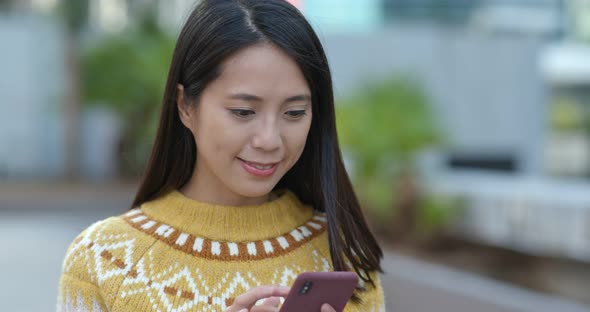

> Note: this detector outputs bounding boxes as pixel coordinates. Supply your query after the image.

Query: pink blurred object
[286,0,303,10]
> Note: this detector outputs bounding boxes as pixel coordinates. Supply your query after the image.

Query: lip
[238,158,279,177]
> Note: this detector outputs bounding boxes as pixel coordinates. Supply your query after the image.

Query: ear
[176,84,193,129]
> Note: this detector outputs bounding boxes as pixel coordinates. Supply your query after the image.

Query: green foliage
[336,77,441,180]
[549,96,587,132]
[336,77,445,230]
[83,24,173,116]
[60,0,89,32]
[82,15,175,176]
[361,177,397,219]
[415,194,464,236]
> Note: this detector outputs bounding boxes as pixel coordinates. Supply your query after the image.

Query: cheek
[285,121,312,160]
[195,114,246,159]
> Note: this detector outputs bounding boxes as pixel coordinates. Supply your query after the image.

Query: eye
[285,110,307,118]
[230,109,255,118]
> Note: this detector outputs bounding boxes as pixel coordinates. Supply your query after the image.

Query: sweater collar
[139,189,314,242]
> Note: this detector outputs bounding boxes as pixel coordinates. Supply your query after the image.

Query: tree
[82,11,174,177]
[336,78,442,239]
[61,0,89,180]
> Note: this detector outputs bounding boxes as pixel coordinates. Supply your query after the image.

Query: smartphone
[279,272,358,312]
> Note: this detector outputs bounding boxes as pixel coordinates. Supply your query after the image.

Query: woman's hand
[224,285,337,312]
[225,285,289,312]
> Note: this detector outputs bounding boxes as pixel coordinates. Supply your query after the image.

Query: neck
[180,181,271,207]
[182,159,271,206]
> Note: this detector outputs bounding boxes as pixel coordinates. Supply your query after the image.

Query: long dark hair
[131,0,383,288]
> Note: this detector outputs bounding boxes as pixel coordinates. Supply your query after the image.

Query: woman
[57,0,384,311]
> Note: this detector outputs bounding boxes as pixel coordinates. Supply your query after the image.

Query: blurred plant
[337,78,440,174]
[336,77,445,239]
[82,12,174,177]
[414,193,465,244]
[545,95,590,177]
[549,96,587,132]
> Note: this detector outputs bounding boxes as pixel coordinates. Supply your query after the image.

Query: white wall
[0,14,120,180]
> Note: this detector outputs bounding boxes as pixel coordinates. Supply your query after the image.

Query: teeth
[251,163,273,170]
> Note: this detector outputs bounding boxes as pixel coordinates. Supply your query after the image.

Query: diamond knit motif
[57,190,385,312]
[118,248,332,311]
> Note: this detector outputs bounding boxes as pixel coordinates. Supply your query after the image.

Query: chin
[233,181,278,198]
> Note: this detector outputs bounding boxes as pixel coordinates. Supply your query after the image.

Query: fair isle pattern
[121,209,328,261]
[59,218,355,312]
[58,290,105,312]
[62,219,128,285]
[59,202,385,312]
[61,219,138,287]
[117,249,334,311]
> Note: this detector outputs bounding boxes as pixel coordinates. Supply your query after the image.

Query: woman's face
[178,43,312,205]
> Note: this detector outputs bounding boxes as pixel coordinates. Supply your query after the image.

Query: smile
[237,158,279,177]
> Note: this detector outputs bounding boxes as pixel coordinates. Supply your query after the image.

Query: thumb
[262,296,281,307]
[321,303,336,312]
[322,303,336,312]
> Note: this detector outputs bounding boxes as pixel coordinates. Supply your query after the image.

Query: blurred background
[1,0,590,311]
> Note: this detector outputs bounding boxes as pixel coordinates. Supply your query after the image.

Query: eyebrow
[228,93,311,104]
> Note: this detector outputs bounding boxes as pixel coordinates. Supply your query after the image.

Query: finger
[321,303,336,312]
[233,286,290,309]
[262,296,281,307]
[250,305,280,312]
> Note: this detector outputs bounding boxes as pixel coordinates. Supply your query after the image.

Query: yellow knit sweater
[57,189,384,312]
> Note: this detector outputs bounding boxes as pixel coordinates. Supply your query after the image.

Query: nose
[251,117,281,152]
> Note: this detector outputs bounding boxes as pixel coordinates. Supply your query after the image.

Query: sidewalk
[381,251,590,312]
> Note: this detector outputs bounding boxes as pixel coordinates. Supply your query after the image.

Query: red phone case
[279,272,358,312]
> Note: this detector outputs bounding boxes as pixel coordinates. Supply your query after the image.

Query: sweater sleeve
[56,220,111,312]
[57,274,109,312]
[363,272,386,312]
[345,271,386,312]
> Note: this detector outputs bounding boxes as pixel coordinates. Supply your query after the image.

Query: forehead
[209,43,310,96]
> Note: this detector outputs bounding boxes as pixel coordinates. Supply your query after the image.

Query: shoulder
[60,210,154,285]
[361,271,385,312]
[343,271,385,312]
